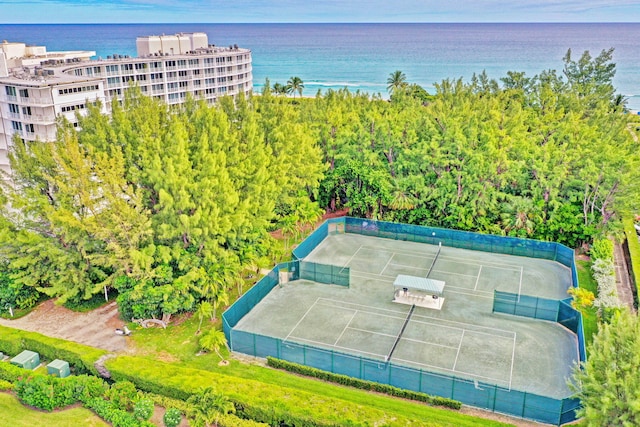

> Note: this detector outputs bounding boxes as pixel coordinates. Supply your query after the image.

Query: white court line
[518,266,524,303]
[317,297,409,316]
[288,336,387,359]
[343,245,363,268]
[473,265,483,291]
[348,326,398,339]
[334,310,359,346]
[509,333,517,391]
[284,298,319,342]
[359,245,522,271]
[401,336,459,350]
[443,288,494,300]
[380,253,395,276]
[452,330,465,370]
[350,270,495,296]
[411,313,516,336]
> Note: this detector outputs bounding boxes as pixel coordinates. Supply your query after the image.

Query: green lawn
[128,314,515,427]
[0,392,107,427]
[576,260,599,350]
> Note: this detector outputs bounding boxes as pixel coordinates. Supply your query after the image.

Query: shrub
[266,357,462,410]
[590,238,614,261]
[70,374,109,404]
[0,358,29,382]
[0,379,14,391]
[106,380,139,412]
[14,375,76,411]
[163,407,182,427]
[134,398,154,421]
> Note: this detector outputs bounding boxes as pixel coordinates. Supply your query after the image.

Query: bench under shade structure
[393,274,445,310]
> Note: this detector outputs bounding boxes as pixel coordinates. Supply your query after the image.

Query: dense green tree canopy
[1,48,637,314]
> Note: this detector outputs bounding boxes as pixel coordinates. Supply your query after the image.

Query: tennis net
[386,304,415,362]
[426,242,442,278]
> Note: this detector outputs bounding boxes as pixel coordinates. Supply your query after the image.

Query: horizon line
[2,21,640,25]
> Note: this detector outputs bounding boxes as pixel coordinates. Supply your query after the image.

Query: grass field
[0,392,107,427]
[576,260,599,350]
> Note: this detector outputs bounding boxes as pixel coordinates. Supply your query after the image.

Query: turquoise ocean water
[1,23,639,110]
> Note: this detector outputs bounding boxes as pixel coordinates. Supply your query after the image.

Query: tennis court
[233,233,579,399]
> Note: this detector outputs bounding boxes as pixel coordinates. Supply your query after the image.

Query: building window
[165,60,176,67]
[189,59,199,66]
[151,73,163,80]
[177,60,186,66]
[136,75,147,81]
[22,106,32,116]
[193,69,200,75]
[178,70,187,77]
[19,89,29,98]
[121,64,133,71]
[11,121,23,131]
[8,104,19,114]
[5,86,17,96]
[135,63,147,70]
[25,123,34,133]
[179,81,188,88]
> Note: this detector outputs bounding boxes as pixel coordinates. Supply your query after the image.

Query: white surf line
[451,330,465,371]
[518,266,524,303]
[284,297,319,342]
[473,265,483,291]
[380,253,395,275]
[334,310,359,346]
[343,245,363,268]
[509,332,517,391]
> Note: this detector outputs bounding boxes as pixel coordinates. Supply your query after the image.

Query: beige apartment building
[0,32,253,175]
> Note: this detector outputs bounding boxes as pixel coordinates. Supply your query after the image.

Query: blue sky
[1,0,639,23]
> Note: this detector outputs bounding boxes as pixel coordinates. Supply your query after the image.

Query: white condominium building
[0,32,253,175]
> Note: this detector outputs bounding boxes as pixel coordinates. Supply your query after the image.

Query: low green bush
[0,379,14,390]
[14,375,76,411]
[163,407,182,427]
[86,396,155,427]
[266,357,462,410]
[134,398,154,421]
[0,325,107,375]
[0,359,30,382]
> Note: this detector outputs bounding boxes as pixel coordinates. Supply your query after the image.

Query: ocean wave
[304,81,386,88]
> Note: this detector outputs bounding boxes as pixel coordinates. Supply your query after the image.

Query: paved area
[0,300,128,352]
[614,243,637,313]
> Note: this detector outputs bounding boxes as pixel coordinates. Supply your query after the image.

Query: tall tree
[571,309,640,426]
[286,76,305,99]
[386,70,407,95]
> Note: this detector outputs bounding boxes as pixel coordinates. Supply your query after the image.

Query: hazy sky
[1,0,639,23]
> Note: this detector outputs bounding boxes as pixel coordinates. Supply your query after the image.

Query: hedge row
[623,217,640,306]
[106,355,429,427]
[0,325,107,375]
[266,357,462,410]
[0,359,29,383]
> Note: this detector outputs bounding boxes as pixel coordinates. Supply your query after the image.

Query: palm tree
[187,387,235,427]
[210,286,229,322]
[195,301,213,335]
[286,76,304,99]
[199,329,229,361]
[387,70,407,95]
[273,82,287,96]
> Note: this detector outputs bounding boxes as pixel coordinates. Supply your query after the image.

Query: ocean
[2,23,639,110]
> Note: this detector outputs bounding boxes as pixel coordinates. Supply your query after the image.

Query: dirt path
[0,300,129,352]
[613,243,636,313]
